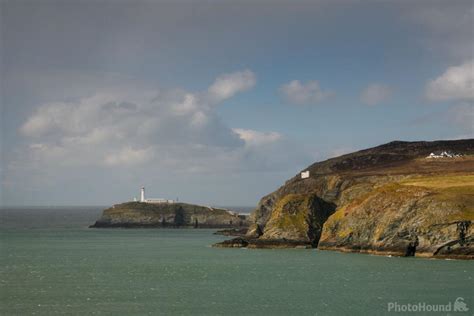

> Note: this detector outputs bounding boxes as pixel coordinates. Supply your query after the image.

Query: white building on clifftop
[137,187,175,204]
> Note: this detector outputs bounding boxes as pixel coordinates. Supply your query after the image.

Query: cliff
[91,202,249,228]
[215,139,474,259]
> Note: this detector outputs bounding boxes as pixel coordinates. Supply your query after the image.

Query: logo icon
[454,297,469,312]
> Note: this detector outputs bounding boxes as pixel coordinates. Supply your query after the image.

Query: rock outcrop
[91,202,249,228]
[214,228,248,236]
[215,139,474,259]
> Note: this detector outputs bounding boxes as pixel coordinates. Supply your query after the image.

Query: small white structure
[301,171,310,179]
[426,151,461,159]
[136,187,175,204]
[146,198,175,204]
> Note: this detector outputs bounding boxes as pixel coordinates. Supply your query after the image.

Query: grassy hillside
[217,139,474,258]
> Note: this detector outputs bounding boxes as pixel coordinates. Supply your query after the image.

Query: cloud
[425,60,474,102]
[104,147,154,166]
[18,71,254,169]
[16,70,313,177]
[207,69,256,103]
[360,83,392,106]
[233,128,282,146]
[280,80,334,105]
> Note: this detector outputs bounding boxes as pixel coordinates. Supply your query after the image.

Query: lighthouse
[135,186,175,204]
[140,187,145,202]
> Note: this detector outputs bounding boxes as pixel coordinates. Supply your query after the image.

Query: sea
[1,207,472,315]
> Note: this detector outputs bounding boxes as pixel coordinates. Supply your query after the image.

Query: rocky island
[215,139,474,259]
[91,202,249,229]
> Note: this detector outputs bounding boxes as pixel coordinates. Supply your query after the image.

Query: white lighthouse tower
[140,187,146,202]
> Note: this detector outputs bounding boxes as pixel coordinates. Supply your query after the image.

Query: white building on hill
[137,187,175,204]
[426,151,462,159]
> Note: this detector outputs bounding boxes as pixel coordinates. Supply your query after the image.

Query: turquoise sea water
[1,208,472,315]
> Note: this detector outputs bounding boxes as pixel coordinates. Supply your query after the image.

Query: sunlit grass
[400,174,474,189]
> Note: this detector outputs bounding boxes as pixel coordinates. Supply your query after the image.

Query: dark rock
[214,228,248,236]
[213,237,249,248]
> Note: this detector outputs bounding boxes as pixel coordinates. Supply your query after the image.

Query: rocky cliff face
[216,139,474,259]
[91,202,249,228]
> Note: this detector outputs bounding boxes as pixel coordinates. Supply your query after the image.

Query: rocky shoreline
[213,237,312,249]
[213,233,473,259]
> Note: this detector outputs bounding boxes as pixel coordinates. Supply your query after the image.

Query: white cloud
[170,93,199,115]
[18,71,256,168]
[104,147,154,166]
[280,80,333,105]
[20,102,71,137]
[425,60,474,102]
[17,70,310,175]
[207,69,256,103]
[233,128,282,146]
[360,83,392,106]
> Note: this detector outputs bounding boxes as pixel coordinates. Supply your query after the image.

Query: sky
[1,0,473,207]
